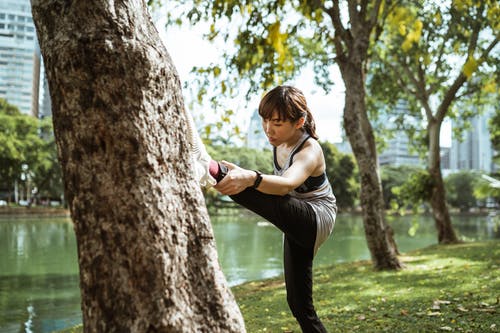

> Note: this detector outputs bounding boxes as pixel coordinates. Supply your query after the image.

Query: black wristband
[252,170,263,189]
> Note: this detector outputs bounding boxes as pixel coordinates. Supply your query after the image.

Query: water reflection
[0,213,496,332]
[0,219,81,333]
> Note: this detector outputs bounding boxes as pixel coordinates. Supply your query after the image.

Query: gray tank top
[273,132,337,255]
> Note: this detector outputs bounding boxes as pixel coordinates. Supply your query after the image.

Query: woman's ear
[296,116,305,129]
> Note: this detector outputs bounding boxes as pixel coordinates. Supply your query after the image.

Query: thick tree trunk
[340,63,402,270]
[31,1,245,332]
[428,121,459,244]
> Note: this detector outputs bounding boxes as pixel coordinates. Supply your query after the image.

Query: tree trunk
[340,62,402,270]
[31,1,245,332]
[428,120,459,244]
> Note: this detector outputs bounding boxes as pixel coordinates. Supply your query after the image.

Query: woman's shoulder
[303,137,322,153]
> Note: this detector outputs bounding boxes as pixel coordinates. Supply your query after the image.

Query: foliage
[474,174,500,206]
[444,170,481,211]
[0,99,63,203]
[369,0,499,139]
[489,104,500,165]
[392,168,434,212]
[381,165,422,210]
[320,141,359,211]
[207,145,274,174]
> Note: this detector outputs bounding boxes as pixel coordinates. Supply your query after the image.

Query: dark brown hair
[258,85,318,139]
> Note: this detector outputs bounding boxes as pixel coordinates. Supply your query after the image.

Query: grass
[235,241,500,332]
[57,241,499,333]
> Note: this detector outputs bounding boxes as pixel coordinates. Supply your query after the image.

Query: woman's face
[261,112,303,147]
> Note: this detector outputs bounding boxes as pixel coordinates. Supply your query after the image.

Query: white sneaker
[185,110,217,187]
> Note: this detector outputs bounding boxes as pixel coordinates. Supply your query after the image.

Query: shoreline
[0,206,70,218]
[0,205,492,219]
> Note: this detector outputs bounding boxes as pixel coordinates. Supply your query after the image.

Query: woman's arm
[215,142,321,196]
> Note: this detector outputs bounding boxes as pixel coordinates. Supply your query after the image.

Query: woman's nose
[264,124,272,134]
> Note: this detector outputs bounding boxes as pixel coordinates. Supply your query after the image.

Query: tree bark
[340,61,402,270]
[327,0,402,270]
[428,120,459,244]
[31,0,245,332]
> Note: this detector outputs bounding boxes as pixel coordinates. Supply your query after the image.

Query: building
[0,0,40,116]
[40,75,52,118]
[246,109,268,150]
[379,133,424,167]
[377,101,424,167]
[449,106,495,173]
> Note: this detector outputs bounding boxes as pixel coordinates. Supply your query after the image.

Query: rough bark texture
[428,120,459,244]
[329,0,402,270]
[31,0,246,332]
[340,62,402,270]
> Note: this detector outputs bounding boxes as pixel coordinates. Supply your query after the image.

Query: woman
[191,85,336,332]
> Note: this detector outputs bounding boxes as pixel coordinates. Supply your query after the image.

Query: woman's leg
[284,236,327,333]
[230,188,326,332]
[230,188,316,249]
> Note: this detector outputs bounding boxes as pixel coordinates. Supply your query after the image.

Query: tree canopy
[0,99,61,203]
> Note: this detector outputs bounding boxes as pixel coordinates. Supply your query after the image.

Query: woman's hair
[258,85,319,139]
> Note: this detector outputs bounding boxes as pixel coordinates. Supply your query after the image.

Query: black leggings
[230,188,327,333]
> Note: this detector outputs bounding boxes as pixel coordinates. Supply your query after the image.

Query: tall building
[0,0,40,116]
[246,109,268,150]
[449,106,495,173]
[40,74,52,118]
[378,101,424,167]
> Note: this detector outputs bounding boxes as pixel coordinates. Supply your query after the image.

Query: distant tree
[369,0,499,243]
[489,105,500,166]
[381,165,422,210]
[204,145,273,210]
[0,100,48,203]
[392,169,434,213]
[445,170,480,212]
[320,141,359,211]
[31,117,64,203]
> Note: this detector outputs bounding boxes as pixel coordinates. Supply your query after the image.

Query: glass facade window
[0,0,41,116]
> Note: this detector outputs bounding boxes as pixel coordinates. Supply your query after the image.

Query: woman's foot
[186,111,216,187]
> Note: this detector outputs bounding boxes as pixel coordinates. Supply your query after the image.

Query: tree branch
[436,6,499,123]
[360,0,369,21]
[432,6,454,79]
[369,0,384,26]
[327,0,349,61]
[384,58,418,96]
[347,0,358,28]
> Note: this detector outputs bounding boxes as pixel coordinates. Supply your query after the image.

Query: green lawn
[58,241,499,333]
[235,241,499,332]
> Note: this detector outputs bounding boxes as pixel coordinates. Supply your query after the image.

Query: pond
[0,212,497,332]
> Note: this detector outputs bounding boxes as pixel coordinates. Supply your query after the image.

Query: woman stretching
[189,85,337,333]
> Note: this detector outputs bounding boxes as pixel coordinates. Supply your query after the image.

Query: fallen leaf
[427,312,442,317]
[457,306,468,313]
[440,326,452,331]
[369,307,377,312]
[357,314,366,321]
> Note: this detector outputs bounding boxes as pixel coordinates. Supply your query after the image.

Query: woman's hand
[214,161,256,195]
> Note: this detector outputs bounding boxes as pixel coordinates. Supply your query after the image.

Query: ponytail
[303,108,318,140]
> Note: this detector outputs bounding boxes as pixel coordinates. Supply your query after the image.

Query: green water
[0,213,497,332]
